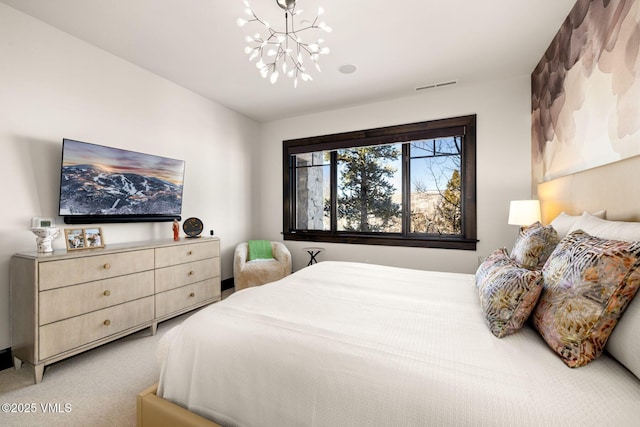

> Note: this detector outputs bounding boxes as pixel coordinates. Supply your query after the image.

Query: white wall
[0,4,258,350]
[257,76,533,273]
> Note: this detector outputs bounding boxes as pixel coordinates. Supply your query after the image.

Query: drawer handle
[187,251,193,256]
[103,290,111,297]
[189,292,195,298]
[103,263,111,270]
[188,271,194,276]
[103,319,111,326]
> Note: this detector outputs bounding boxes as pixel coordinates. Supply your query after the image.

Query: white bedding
[158,261,640,426]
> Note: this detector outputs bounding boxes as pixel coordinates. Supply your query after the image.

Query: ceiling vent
[415,80,457,91]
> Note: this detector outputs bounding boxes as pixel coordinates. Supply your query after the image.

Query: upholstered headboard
[537,155,640,224]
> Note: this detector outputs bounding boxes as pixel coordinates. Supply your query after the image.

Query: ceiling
[1,0,577,122]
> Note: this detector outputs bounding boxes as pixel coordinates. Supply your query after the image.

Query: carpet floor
[0,312,190,427]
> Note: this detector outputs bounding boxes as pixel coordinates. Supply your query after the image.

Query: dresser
[10,237,221,383]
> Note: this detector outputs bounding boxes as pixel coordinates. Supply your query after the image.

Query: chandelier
[237,0,331,87]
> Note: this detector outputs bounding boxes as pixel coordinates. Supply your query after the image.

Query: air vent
[415,80,457,91]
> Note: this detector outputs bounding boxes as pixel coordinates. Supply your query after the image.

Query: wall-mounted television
[59,139,186,224]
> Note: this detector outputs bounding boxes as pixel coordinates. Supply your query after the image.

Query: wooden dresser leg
[150,322,157,336]
[34,364,44,384]
[13,357,22,370]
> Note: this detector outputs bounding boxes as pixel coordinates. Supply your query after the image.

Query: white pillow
[607,294,640,380]
[550,210,606,238]
[568,212,640,241]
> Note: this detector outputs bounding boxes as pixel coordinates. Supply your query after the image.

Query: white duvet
[158,261,640,426]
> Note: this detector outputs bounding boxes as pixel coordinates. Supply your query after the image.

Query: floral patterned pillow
[511,221,559,270]
[533,230,640,368]
[476,248,544,338]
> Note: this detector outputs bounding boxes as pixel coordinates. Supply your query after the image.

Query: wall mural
[532,0,640,183]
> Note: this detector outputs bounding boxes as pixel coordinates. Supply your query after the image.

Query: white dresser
[10,237,221,383]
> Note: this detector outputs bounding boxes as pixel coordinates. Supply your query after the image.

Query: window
[283,115,477,250]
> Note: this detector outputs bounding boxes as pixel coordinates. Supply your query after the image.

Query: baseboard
[221,277,234,291]
[0,347,12,371]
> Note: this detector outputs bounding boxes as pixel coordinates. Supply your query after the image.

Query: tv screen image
[59,139,186,224]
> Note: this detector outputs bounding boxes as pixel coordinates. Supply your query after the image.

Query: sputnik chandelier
[237,0,331,87]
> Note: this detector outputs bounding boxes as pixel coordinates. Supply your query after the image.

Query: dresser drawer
[39,296,154,360]
[155,240,219,268]
[155,259,220,293]
[155,278,220,318]
[39,249,155,291]
[39,271,155,325]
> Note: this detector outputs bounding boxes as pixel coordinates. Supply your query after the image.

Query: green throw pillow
[248,240,273,260]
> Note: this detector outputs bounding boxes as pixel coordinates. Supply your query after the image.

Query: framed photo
[64,227,105,251]
[65,228,86,250]
[84,227,105,248]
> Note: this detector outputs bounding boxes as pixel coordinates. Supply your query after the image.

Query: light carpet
[0,312,190,427]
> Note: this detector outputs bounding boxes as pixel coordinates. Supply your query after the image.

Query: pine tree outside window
[283,115,477,250]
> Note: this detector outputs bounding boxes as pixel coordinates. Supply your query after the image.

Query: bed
[137,157,640,427]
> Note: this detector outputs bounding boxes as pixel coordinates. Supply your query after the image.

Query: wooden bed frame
[136,383,221,427]
[137,155,640,427]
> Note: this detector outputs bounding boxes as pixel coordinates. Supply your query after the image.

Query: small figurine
[173,219,179,241]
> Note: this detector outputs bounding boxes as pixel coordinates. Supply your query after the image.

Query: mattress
[158,261,640,426]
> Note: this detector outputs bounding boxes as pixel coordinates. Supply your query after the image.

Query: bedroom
[1,0,639,425]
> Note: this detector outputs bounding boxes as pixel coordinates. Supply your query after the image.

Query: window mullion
[330,151,338,232]
[401,143,410,237]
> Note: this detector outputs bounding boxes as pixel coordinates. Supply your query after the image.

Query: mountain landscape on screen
[60,164,182,215]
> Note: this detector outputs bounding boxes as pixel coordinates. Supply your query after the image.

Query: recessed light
[339,64,357,74]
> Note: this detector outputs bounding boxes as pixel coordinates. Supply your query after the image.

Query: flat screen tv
[59,139,186,224]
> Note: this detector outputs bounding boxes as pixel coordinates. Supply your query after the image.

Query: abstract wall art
[532,0,640,183]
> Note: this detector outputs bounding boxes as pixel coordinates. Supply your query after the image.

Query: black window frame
[282,115,477,250]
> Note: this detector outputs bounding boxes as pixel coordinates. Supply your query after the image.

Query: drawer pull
[189,292,195,298]
[103,290,111,296]
[103,319,111,326]
[187,251,193,256]
[188,271,194,276]
[103,263,111,270]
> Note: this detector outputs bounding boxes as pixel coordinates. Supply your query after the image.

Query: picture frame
[64,227,105,251]
[65,228,85,250]
[84,227,105,248]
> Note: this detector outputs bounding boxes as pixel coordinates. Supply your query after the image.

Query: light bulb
[318,22,332,32]
[237,18,248,27]
[270,71,279,84]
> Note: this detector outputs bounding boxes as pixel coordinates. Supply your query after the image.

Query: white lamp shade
[508,200,541,226]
